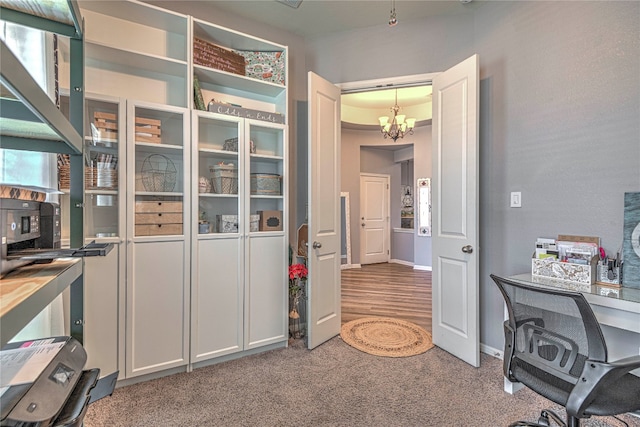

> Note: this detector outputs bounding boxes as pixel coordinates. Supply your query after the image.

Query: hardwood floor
[341,262,432,331]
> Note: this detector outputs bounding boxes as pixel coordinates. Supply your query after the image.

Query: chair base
[509,409,577,427]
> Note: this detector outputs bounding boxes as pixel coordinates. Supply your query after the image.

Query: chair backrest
[490,275,608,385]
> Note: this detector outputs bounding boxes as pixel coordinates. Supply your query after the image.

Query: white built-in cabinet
[191,113,287,363]
[58,0,288,380]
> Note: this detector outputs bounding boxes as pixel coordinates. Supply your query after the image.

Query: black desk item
[490,274,640,427]
[0,337,117,427]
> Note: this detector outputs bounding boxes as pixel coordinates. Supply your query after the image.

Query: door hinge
[387,249,389,255]
[387,183,389,189]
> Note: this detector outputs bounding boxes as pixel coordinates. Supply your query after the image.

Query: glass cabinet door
[194,112,242,235]
[247,121,285,234]
[59,94,124,242]
[130,102,187,238]
[83,97,124,240]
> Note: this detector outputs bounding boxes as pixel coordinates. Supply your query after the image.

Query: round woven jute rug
[340,317,434,357]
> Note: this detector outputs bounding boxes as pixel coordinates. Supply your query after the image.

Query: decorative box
[258,210,283,231]
[223,137,238,152]
[250,173,281,195]
[531,257,597,287]
[250,214,260,232]
[216,215,238,233]
[210,164,238,194]
[233,50,286,85]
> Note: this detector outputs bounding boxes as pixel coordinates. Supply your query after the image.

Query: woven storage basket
[59,164,70,190]
[210,164,238,194]
[250,173,281,195]
[86,167,118,190]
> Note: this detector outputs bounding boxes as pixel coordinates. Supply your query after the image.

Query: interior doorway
[338,75,435,331]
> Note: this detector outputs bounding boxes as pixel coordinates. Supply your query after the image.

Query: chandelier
[378,89,416,142]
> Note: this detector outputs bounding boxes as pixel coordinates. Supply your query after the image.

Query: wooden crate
[93,111,118,140]
[135,223,183,236]
[135,116,162,144]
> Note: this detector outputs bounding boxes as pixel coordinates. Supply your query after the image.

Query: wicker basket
[59,164,70,190]
[210,164,238,194]
[86,166,118,190]
[250,173,281,195]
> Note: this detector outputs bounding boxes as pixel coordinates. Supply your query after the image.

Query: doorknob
[462,245,473,254]
[313,241,322,249]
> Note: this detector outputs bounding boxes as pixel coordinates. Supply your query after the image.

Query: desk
[509,274,640,334]
[503,273,640,394]
[0,258,82,348]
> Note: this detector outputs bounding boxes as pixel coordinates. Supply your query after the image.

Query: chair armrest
[566,355,640,417]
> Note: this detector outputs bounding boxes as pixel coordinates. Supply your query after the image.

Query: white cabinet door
[192,237,243,362]
[126,240,189,377]
[245,235,287,349]
[83,243,123,377]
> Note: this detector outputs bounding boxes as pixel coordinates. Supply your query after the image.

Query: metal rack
[0,0,85,346]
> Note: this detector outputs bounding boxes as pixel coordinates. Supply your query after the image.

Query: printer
[0,336,117,427]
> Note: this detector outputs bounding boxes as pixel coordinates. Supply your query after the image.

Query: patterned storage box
[215,214,259,233]
[234,50,285,85]
[531,257,596,289]
[250,173,281,195]
[216,215,238,233]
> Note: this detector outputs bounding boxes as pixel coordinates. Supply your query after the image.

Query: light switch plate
[510,192,522,208]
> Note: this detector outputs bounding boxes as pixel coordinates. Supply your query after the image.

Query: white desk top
[509,273,640,334]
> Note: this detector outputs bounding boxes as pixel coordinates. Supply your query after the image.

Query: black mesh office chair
[490,274,640,427]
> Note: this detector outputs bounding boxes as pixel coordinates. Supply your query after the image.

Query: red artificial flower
[288,263,308,280]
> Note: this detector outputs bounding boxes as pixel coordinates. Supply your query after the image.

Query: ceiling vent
[276,0,303,9]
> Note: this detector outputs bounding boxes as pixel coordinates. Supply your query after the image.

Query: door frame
[359,172,390,265]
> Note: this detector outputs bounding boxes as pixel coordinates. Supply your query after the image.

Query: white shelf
[86,42,188,78]
[195,65,286,99]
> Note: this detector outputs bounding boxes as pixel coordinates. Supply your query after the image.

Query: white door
[360,173,390,264]
[307,72,341,349]
[431,54,480,367]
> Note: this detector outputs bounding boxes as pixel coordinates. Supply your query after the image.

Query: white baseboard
[413,265,432,271]
[480,343,503,359]
[390,259,414,267]
[340,264,361,270]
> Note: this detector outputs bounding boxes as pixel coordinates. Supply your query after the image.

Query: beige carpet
[340,316,434,357]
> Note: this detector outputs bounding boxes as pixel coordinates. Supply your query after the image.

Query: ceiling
[203,0,473,39]
[341,86,432,126]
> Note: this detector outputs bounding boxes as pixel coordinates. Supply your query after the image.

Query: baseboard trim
[340,264,361,270]
[390,259,414,267]
[413,265,432,271]
[480,343,503,359]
